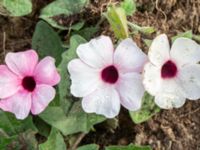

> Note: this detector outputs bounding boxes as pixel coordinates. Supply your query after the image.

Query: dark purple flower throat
[101,65,119,84]
[161,60,177,79]
[22,76,36,92]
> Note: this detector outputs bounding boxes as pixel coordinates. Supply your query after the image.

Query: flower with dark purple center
[143,34,200,109]
[68,36,147,118]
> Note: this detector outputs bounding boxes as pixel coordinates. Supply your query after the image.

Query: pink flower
[0,50,60,119]
[143,34,200,109]
[68,36,147,118]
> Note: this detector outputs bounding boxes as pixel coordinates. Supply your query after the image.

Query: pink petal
[116,73,144,111]
[149,34,170,67]
[0,90,31,119]
[114,38,147,73]
[31,85,55,115]
[170,38,200,66]
[34,57,60,86]
[0,65,21,98]
[5,50,38,77]
[82,86,120,118]
[68,59,102,97]
[77,35,114,69]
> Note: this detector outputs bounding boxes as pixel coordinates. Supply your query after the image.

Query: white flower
[143,34,200,109]
[68,35,147,118]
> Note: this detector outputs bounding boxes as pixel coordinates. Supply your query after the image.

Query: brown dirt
[0,0,200,150]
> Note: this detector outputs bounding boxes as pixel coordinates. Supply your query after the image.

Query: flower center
[161,60,177,79]
[101,65,119,84]
[22,76,36,92]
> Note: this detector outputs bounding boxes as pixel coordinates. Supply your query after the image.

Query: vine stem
[70,133,87,150]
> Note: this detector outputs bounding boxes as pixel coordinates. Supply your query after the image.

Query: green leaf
[39,105,105,136]
[172,30,193,42]
[129,93,160,124]
[40,0,89,29]
[58,35,86,112]
[143,39,152,48]
[193,34,200,43]
[39,106,69,135]
[0,136,18,150]
[121,0,136,16]
[0,110,37,136]
[3,130,38,150]
[77,144,99,150]
[0,110,37,149]
[128,22,155,35]
[33,116,51,138]
[32,21,64,65]
[75,26,100,41]
[105,144,151,150]
[65,102,105,135]
[0,0,32,16]
[39,128,66,150]
[105,5,129,39]
[71,21,85,31]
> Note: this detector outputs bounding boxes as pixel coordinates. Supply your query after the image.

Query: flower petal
[178,64,200,100]
[114,38,147,73]
[153,77,185,109]
[31,85,55,115]
[5,50,38,77]
[77,35,114,68]
[149,34,170,66]
[34,57,60,86]
[170,38,200,66]
[68,59,102,97]
[143,63,161,96]
[0,90,31,119]
[116,73,144,111]
[155,93,185,109]
[0,65,21,98]
[82,86,120,118]
[161,77,184,96]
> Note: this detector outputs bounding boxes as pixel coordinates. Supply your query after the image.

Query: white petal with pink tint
[0,90,31,119]
[178,64,200,100]
[34,57,60,86]
[143,35,200,109]
[82,87,120,118]
[77,35,114,68]
[68,59,102,97]
[0,65,20,98]
[5,50,38,77]
[31,85,55,115]
[114,38,147,73]
[143,63,161,95]
[155,93,185,109]
[149,34,170,66]
[160,79,184,98]
[170,38,200,66]
[116,73,144,111]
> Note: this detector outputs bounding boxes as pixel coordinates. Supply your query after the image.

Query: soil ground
[0,0,200,150]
